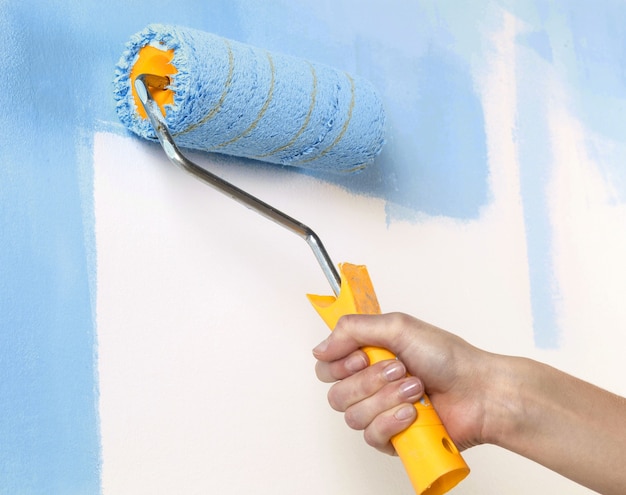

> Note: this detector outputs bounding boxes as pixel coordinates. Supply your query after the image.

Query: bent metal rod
[134,74,342,296]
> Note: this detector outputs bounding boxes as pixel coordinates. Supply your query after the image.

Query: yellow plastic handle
[307,263,469,495]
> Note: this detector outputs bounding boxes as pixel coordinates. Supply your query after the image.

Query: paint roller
[114,24,384,172]
[113,24,469,495]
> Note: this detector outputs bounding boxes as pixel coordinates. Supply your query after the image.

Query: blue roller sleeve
[113,24,385,172]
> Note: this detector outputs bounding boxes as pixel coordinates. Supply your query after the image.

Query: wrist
[478,354,531,448]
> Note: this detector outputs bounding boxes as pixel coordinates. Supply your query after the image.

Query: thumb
[313,313,416,363]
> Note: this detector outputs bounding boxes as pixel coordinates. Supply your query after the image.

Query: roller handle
[308,263,469,495]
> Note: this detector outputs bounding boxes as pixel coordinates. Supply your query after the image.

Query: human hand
[313,312,495,454]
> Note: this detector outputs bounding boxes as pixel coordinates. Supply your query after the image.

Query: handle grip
[308,263,469,495]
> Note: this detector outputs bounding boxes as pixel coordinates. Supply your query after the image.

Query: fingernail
[312,338,329,355]
[399,378,423,400]
[394,405,415,421]
[345,354,368,372]
[383,361,406,382]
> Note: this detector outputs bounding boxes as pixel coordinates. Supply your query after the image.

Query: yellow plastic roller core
[129,45,177,118]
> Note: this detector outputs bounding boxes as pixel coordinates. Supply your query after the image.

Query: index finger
[314,349,369,383]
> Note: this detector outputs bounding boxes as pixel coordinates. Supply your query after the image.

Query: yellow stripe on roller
[130,45,177,119]
[297,72,355,165]
[255,62,318,159]
[175,39,235,137]
[211,52,276,150]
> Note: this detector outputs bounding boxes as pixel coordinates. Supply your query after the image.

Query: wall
[2,1,625,493]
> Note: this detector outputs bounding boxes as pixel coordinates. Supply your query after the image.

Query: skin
[313,312,626,495]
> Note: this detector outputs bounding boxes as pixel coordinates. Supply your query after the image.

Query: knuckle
[386,311,408,325]
[387,312,414,333]
[344,408,364,430]
[335,313,358,332]
[327,385,345,412]
[362,408,410,451]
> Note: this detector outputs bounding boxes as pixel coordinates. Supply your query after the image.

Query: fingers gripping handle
[307,263,469,495]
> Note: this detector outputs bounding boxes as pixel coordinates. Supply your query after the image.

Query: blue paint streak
[510,1,626,347]
[513,1,626,202]
[0,5,100,493]
[321,37,489,222]
[389,47,489,219]
[515,101,560,349]
[559,2,626,202]
[504,5,561,348]
[0,1,246,492]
